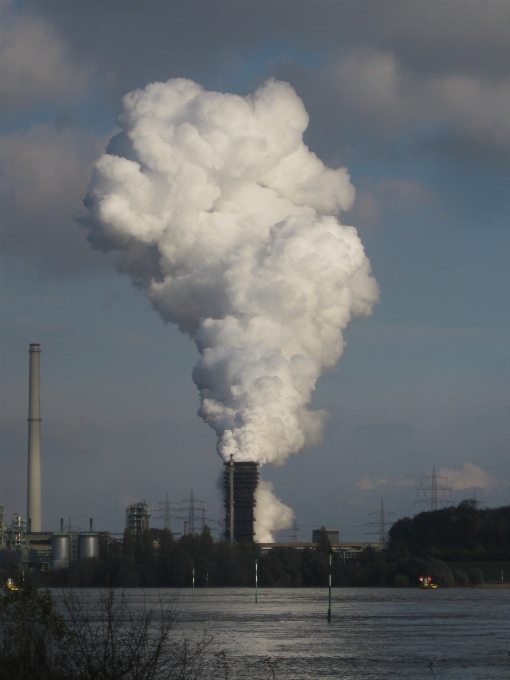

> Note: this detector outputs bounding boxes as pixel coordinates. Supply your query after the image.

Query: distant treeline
[388,500,510,561]
[5,501,509,589]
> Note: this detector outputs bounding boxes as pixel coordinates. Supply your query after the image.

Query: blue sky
[1,0,509,539]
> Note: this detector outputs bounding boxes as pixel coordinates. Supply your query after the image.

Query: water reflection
[118,588,510,679]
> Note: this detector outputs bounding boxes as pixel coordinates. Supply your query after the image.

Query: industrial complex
[0,344,381,576]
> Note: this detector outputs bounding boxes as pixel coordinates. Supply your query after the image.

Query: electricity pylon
[415,467,453,511]
[366,499,393,546]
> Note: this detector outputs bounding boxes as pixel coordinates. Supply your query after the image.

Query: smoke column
[83,78,379,541]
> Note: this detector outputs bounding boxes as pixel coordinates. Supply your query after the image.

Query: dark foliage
[388,501,510,561]
[6,504,507,591]
[0,584,67,680]
[0,584,209,680]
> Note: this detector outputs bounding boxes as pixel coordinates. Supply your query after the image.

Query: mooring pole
[192,567,195,596]
[255,558,258,603]
[327,547,332,623]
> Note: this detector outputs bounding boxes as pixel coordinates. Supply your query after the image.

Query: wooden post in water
[192,567,195,596]
[255,559,258,603]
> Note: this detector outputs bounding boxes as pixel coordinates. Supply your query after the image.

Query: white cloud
[437,462,494,491]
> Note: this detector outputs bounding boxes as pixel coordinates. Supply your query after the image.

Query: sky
[1,0,509,541]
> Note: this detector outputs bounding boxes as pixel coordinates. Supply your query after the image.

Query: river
[123,586,510,679]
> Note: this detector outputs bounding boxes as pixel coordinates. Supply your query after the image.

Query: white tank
[51,534,69,570]
[79,533,98,559]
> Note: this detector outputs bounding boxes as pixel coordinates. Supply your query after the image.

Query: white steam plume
[83,78,379,540]
[254,480,295,543]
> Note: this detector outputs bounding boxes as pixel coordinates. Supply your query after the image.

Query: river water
[169,587,509,679]
[65,587,510,679]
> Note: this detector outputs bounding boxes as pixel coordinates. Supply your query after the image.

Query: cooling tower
[224,461,259,542]
[27,343,42,533]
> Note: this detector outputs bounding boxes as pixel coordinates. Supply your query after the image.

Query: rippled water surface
[99,588,510,679]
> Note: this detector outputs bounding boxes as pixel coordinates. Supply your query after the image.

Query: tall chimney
[27,344,42,533]
[229,454,234,544]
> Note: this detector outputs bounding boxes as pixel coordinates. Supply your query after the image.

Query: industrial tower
[223,457,258,543]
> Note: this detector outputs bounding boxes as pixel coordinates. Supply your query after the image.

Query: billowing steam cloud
[83,78,379,540]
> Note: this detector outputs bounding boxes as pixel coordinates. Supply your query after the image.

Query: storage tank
[51,534,69,570]
[78,533,98,559]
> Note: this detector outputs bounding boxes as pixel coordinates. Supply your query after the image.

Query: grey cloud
[346,177,435,232]
[437,462,495,492]
[283,50,510,164]
[356,475,416,491]
[358,422,416,437]
[0,2,90,112]
[0,123,109,276]
[24,1,509,90]
[10,1,509,168]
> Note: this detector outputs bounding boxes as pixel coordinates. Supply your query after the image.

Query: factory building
[0,342,380,576]
[312,528,340,544]
[126,501,151,534]
[224,458,259,542]
[0,513,99,573]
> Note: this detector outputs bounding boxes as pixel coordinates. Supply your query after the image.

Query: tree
[388,503,510,560]
[0,584,67,680]
[59,587,210,679]
[1,583,211,680]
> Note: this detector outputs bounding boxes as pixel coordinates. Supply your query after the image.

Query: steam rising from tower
[27,343,42,533]
[83,78,379,540]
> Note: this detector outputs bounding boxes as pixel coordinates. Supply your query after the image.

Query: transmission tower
[292,519,300,543]
[471,491,484,507]
[189,490,195,535]
[366,499,393,546]
[154,491,216,537]
[415,467,453,511]
[175,491,213,535]
[154,493,179,530]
